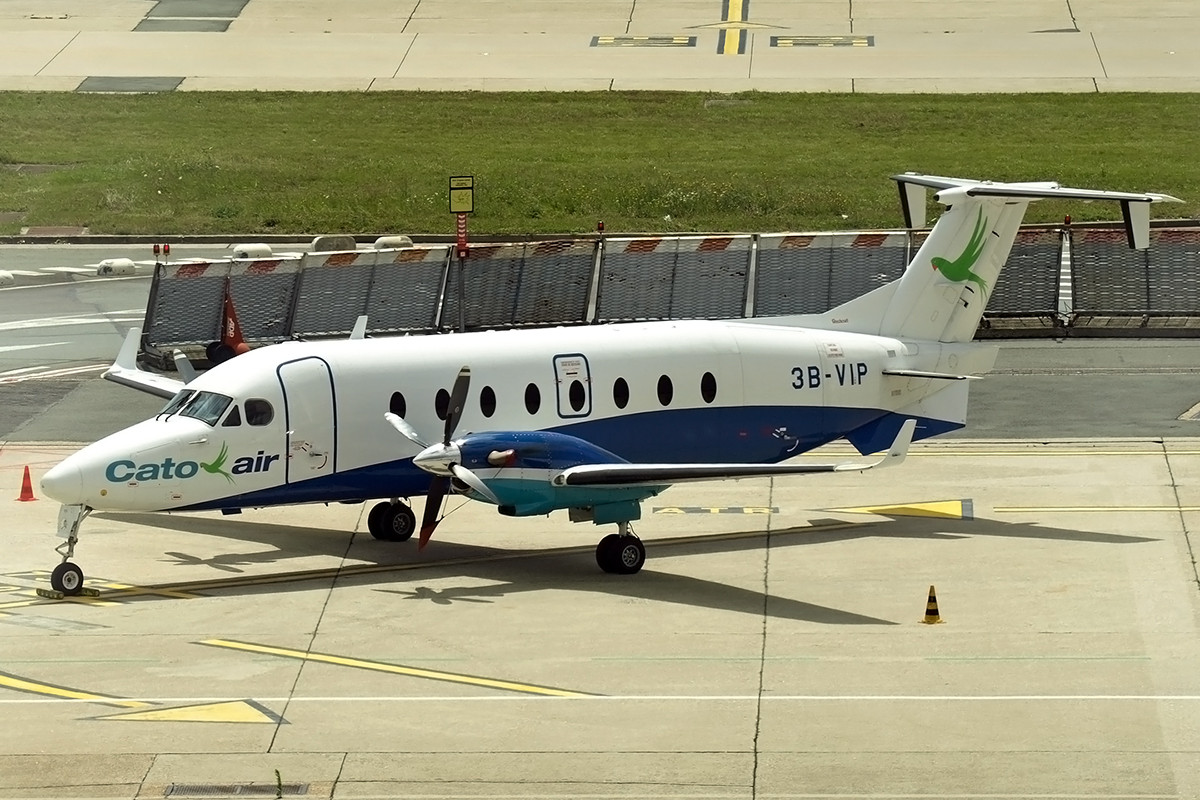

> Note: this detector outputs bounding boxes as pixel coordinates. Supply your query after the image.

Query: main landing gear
[367,500,417,542]
[595,521,645,575]
[50,504,92,596]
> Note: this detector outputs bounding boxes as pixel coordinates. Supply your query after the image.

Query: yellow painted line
[829,499,972,520]
[97,700,282,723]
[199,639,597,698]
[0,670,152,709]
[996,506,1200,514]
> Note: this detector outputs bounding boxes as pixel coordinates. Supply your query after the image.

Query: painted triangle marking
[98,699,285,724]
[828,499,973,520]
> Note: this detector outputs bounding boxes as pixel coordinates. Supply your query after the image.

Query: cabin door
[553,353,592,419]
[277,357,337,484]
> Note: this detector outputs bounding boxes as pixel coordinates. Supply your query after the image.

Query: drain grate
[164,784,308,797]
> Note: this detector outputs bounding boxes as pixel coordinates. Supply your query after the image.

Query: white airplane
[38,174,1179,595]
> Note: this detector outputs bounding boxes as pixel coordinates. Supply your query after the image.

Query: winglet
[103,327,186,400]
[113,327,140,371]
[835,418,916,472]
[349,315,368,340]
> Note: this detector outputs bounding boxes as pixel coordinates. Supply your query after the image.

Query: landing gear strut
[595,521,645,575]
[51,504,91,596]
[367,500,417,542]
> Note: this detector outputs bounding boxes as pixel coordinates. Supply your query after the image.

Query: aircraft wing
[554,419,916,488]
[102,328,186,400]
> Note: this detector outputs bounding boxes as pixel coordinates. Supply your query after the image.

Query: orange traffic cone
[920,584,943,624]
[17,466,36,502]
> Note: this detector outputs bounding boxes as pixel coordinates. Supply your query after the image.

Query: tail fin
[760,175,1181,343]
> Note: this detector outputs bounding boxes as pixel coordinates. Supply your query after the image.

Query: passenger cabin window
[245,399,274,426]
[389,391,406,418]
[179,391,233,426]
[613,378,629,409]
[701,372,717,404]
[657,375,673,406]
[480,386,497,418]
[435,388,450,421]
[160,389,195,417]
[221,405,242,427]
[524,383,541,415]
[568,380,586,412]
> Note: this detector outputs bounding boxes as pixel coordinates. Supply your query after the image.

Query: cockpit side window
[221,405,242,427]
[159,389,195,418]
[245,399,274,426]
[179,391,233,426]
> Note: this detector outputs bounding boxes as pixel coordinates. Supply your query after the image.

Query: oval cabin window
[524,383,541,415]
[613,377,629,409]
[480,386,497,418]
[435,388,450,421]
[389,391,406,418]
[701,372,717,404]
[657,375,673,406]
[569,380,586,412]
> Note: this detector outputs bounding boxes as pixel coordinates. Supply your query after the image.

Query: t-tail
[767,174,1181,343]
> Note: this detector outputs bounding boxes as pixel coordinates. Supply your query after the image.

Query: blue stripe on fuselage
[177,405,960,511]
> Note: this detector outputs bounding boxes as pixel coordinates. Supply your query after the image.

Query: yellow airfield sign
[449,175,474,213]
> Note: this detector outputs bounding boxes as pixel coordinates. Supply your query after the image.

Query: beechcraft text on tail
[37,174,1181,595]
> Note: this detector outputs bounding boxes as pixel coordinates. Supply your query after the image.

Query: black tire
[612,536,646,575]
[377,503,416,542]
[205,341,222,361]
[366,502,389,538]
[51,562,84,596]
[595,534,623,574]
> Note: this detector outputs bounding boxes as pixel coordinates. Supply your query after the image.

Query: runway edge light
[17,466,36,502]
[921,585,944,625]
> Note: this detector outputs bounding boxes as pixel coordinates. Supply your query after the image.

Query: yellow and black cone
[921,584,944,624]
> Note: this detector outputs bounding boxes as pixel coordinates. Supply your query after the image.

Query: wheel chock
[920,584,944,624]
[80,587,100,597]
[35,588,64,600]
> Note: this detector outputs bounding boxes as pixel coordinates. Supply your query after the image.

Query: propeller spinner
[383,366,499,548]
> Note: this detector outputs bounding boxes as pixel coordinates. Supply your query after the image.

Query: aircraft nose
[40,461,82,505]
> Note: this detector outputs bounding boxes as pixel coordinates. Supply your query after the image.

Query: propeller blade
[443,366,471,444]
[419,476,450,549]
[384,412,429,449]
[450,463,501,505]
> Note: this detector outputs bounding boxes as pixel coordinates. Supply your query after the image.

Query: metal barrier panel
[1071,229,1150,313]
[597,235,751,322]
[291,250,380,337]
[1147,228,1200,314]
[365,246,449,334]
[754,232,908,316]
[146,260,231,348]
[985,229,1062,315]
[440,240,594,331]
[228,258,302,341]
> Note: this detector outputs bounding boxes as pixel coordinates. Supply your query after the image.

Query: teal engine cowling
[451,431,663,520]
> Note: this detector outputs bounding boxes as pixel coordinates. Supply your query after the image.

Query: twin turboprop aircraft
[38,174,1180,595]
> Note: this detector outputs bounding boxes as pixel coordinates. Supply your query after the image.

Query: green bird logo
[200,441,234,484]
[931,207,990,294]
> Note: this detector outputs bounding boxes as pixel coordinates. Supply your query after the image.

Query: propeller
[382,366,500,550]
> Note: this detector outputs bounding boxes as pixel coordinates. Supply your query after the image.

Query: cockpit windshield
[159,389,196,418]
[178,391,234,426]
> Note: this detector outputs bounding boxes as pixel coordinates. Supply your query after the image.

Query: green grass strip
[0,91,1197,235]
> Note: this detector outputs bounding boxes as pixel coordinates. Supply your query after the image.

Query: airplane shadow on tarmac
[95,510,1157,627]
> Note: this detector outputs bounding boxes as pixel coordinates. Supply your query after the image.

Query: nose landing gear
[48,504,93,597]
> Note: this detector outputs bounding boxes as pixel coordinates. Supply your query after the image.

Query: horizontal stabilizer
[556,420,916,487]
[103,328,185,399]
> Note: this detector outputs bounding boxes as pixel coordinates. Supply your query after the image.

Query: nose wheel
[47,504,92,597]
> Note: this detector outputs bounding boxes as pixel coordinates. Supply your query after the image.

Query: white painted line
[39,266,96,274]
[0,311,141,332]
[5,270,44,277]
[0,342,68,354]
[0,275,150,292]
[0,365,106,384]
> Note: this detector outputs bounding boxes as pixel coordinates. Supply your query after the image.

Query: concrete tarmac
[2,437,1200,797]
[1,0,1197,92]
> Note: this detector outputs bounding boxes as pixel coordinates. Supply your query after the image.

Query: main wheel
[376,502,416,542]
[51,562,84,596]
[612,536,646,575]
[367,501,389,538]
[596,534,620,573]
